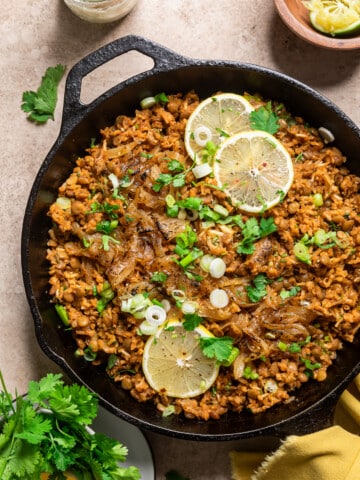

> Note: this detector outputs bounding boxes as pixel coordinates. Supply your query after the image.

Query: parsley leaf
[150,271,168,283]
[250,102,279,134]
[243,366,259,380]
[199,336,234,362]
[183,313,203,331]
[237,216,277,255]
[279,285,301,300]
[153,158,190,192]
[246,274,270,302]
[21,64,66,123]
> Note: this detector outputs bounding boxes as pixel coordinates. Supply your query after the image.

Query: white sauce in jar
[64,0,138,23]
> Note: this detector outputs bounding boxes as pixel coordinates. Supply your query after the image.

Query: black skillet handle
[61,35,191,130]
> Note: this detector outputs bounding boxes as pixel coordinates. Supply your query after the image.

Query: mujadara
[47,91,360,421]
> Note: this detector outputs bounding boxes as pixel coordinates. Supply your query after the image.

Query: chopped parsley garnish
[246,274,270,303]
[153,171,186,192]
[96,219,118,234]
[301,357,321,372]
[242,366,259,380]
[183,313,204,331]
[278,336,311,353]
[88,201,119,218]
[168,159,185,173]
[279,285,301,300]
[250,102,280,134]
[237,216,277,255]
[150,271,168,283]
[21,64,66,123]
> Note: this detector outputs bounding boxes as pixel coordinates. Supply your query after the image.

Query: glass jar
[64,0,138,23]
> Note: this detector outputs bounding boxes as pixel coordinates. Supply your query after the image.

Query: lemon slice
[213,130,294,213]
[142,321,219,398]
[304,0,360,37]
[184,93,254,162]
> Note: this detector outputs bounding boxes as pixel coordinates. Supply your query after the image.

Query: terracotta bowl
[274,0,360,50]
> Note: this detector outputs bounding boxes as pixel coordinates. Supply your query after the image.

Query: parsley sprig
[246,274,271,302]
[153,159,189,192]
[250,102,280,134]
[0,372,140,480]
[21,64,66,123]
[237,216,277,255]
[199,336,237,364]
[182,315,238,365]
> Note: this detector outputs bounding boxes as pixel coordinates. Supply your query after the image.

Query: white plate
[91,406,155,480]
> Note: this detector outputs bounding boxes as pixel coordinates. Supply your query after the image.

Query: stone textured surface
[0,1,359,478]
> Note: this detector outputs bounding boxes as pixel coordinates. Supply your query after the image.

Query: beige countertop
[1,1,359,478]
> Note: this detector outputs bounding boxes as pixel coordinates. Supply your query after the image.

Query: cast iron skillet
[22,35,360,441]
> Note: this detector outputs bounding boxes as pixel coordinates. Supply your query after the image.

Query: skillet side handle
[61,35,191,126]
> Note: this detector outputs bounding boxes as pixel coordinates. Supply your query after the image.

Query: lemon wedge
[142,321,219,398]
[213,130,294,213]
[184,93,254,163]
[304,0,360,37]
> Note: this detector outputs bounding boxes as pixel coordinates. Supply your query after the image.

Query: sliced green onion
[121,293,152,319]
[108,173,120,190]
[55,304,70,327]
[221,347,239,367]
[294,242,311,265]
[181,301,198,315]
[264,379,278,393]
[312,193,323,208]
[165,194,176,208]
[200,254,215,272]
[56,197,71,210]
[145,305,167,326]
[192,163,213,179]
[179,249,203,268]
[313,229,329,246]
[178,197,202,210]
[171,289,186,303]
[177,208,187,220]
[161,299,171,312]
[209,257,226,278]
[213,204,229,217]
[139,320,158,336]
[318,127,335,144]
[209,288,229,308]
[187,210,199,221]
[83,346,97,362]
[194,125,212,147]
[140,96,156,109]
[162,405,176,417]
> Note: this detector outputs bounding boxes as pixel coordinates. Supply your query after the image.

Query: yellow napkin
[230,375,360,480]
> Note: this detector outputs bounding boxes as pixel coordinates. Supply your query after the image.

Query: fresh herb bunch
[0,371,141,480]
